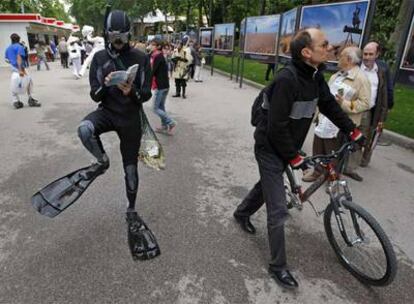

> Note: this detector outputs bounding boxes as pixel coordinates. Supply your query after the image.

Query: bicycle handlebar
[304,141,356,167]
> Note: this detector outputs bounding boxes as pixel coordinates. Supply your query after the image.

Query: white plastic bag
[138,109,166,170]
[10,72,31,95]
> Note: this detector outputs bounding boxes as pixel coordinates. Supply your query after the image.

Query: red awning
[0,14,41,22]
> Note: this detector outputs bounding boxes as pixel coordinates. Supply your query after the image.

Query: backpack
[250,64,298,126]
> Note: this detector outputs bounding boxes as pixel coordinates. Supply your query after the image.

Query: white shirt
[314,74,356,139]
[361,62,379,109]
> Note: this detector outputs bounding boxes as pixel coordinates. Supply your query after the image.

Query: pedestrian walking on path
[193,43,204,82]
[149,38,177,135]
[68,36,83,78]
[35,41,50,71]
[58,37,69,68]
[5,33,41,109]
[172,40,193,99]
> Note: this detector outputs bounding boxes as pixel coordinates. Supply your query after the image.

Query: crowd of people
[3,9,394,290]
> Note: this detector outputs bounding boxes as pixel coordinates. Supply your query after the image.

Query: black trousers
[80,108,142,208]
[235,145,289,271]
[265,63,275,81]
[60,52,69,68]
[82,108,141,167]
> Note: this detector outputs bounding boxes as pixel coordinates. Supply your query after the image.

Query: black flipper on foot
[31,161,109,218]
[126,211,161,261]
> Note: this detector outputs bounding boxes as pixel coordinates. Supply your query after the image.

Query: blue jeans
[153,88,173,126]
[37,55,49,71]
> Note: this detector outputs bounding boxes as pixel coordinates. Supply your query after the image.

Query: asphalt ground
[0,62,413,303]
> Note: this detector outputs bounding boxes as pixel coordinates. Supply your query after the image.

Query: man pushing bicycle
[233,28,364,289]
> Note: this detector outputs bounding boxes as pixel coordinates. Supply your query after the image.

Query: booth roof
[0,13,78,31]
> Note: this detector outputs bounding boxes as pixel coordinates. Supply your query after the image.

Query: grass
[210,54,414,139]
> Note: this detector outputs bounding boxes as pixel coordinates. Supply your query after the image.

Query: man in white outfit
[78,25,105,77]
[68,36,83,79]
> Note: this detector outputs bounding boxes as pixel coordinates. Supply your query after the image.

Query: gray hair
[341,46,362,64]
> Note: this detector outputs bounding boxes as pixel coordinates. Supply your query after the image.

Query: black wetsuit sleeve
[89,53,108,102]
[317,75,355,133]
[267,77,298,161]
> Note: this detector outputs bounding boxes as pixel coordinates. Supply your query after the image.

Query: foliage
[0,0,70,22]
[369,0,403,65]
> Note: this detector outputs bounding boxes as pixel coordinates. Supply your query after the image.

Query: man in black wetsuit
[77,10,159,260]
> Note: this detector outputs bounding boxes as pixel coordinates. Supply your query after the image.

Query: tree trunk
[390,0,412,51]
[260,0,266,15]
[186,0,192,30]
[198,0,204,27]
[221,0,226,23]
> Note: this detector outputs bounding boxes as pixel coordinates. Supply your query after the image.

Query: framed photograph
[244,15,281,56]
[299,0,370,62]
[400,16,414,71]
[199,27,214,49]
[278,8,299,58]
[213,23,235,52]
[239,18,246,51]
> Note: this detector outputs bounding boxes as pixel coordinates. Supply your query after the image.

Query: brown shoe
[302,170,321,182]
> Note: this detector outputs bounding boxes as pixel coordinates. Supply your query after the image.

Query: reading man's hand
[104,72,114,86]
[117,82,132,96]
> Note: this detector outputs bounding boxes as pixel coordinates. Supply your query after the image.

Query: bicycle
[284,141,397,286]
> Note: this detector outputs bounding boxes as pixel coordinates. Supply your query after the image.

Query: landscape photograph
[278,8,298,57]
[244,15,281,56]
[300,0,369,62]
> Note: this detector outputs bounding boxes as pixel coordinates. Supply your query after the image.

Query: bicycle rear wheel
[324,200,397,286]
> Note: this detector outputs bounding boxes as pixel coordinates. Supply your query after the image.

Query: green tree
[0,0,70,22]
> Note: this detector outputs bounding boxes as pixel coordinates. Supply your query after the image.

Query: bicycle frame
[285,151,363,247]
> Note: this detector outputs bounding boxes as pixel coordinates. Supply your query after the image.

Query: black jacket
[376,59,394,110]
[151,52,170,90]
[255,59,355,161]
[89,47,152,118]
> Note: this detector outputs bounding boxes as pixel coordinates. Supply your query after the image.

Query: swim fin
[31,163,107,218]
[126,211,161,260]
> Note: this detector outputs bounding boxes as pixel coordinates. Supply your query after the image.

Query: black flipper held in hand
[31,161,109,218]
[126,211,161,261]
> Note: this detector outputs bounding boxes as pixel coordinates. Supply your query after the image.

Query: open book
[106,64,139,86]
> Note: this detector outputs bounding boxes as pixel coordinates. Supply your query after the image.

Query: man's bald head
[363,41,380,68]
[290,28,331,66]
[364,41,380,54]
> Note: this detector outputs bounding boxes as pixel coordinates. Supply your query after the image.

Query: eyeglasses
[313,40,329,49]
[317,40,330,49]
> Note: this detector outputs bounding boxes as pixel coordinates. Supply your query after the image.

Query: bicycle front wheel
[324,200,397,286]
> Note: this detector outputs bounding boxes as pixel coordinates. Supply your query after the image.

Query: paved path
[0,63,413,303]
